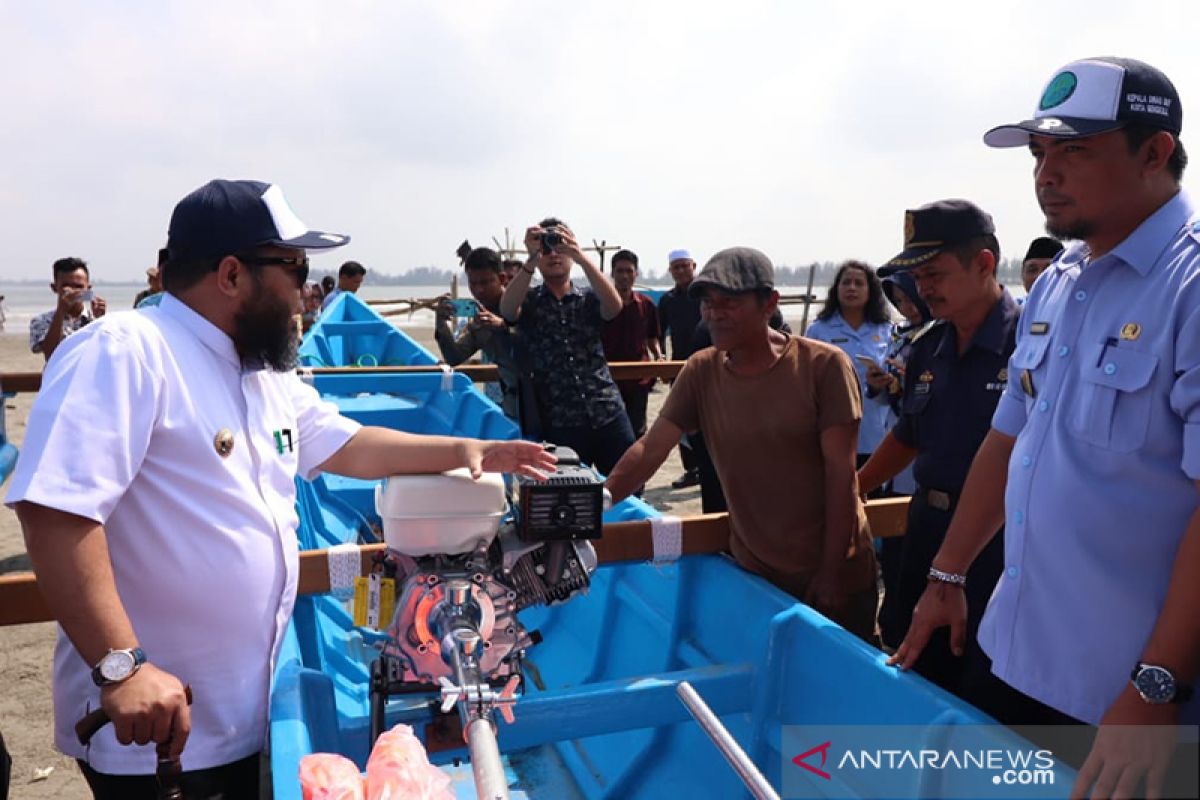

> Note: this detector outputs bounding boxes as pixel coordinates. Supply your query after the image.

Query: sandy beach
[0,326,700,798]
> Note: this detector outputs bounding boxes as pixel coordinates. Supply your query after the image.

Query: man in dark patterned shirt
[30,257,107,362]
[500,217,634,475]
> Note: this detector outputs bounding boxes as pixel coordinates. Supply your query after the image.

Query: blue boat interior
[299,293,439,368]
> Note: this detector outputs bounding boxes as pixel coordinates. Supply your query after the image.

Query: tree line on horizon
[12,257,1027,288]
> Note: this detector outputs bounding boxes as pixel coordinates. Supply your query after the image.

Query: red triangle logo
[792,740,832,780]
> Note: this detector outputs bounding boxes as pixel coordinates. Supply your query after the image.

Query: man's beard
[1044,218,1093,242]
[233,275,298,371]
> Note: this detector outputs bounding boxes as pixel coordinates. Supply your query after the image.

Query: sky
[1,0,1198,282]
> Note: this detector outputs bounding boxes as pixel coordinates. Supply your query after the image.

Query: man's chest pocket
[1067,344,1157,452]
[1009,336,1052,416]
[902,384,934,416]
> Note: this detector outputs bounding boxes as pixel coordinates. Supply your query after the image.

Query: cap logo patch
[1039,72,1077,110]
[1037,118,1064,130]
[904,212,915,245]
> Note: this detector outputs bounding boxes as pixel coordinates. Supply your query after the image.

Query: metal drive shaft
[676,680,780,800]
[465,717,509,800]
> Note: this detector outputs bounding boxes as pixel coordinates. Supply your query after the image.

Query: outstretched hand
[887,581,967,670]
[465,440,557,481]
[1070,687,1180,800]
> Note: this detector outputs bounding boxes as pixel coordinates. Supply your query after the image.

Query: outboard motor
[368,446,603,799]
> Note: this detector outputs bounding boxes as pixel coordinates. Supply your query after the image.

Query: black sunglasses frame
[234,253,310,288]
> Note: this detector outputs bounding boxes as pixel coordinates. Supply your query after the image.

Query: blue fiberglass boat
[271,296,1066,799]
[298,291,440,369]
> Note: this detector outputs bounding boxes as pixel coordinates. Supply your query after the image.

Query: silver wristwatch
[91,647,147,687]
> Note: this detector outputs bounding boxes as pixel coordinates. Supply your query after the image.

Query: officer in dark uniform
[858,199,1019,698]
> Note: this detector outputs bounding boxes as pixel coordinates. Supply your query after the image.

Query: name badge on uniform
[831,337,849,344]
[1020,369,1037,398]
[914,370,934,395]
[986,368,1008,392]
[1029,322,1050,335]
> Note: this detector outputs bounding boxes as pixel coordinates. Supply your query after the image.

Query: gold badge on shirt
[918,370,934,383]
[1119,322,1142,341]
[1020,370,1037,398]
[214,428,235,458]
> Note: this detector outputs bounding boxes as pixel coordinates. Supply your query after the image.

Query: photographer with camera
[434,247,525,426]
[500,218,634,475]
[30,256,107,362]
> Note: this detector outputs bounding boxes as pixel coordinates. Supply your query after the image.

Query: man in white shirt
[6,179,554,799]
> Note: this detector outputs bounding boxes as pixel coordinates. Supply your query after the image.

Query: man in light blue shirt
[320,260,366,311]
[893,57,1199,797]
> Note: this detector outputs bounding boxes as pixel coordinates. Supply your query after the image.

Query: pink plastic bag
[299,752,365,800]
[365,724,453,800]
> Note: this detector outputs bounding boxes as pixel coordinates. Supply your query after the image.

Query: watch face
[1135,666,1176,703]
[99,650,136,682]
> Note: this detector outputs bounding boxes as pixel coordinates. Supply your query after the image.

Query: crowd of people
[5,54,1199,798]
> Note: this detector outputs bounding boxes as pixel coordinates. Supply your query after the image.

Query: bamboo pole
[800,263,817,333]
[0,499,909,627]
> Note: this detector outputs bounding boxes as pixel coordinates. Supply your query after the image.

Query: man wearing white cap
[895,57,1199,796]
[7,180,555,798]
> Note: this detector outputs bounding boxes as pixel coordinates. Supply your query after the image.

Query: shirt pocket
[1068,344,1157,452]
[1009,335,1052,415]
[902,386,933,416]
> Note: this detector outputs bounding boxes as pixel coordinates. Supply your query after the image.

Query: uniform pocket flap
[1010,337,1051,370]
[1084,346,1158,392]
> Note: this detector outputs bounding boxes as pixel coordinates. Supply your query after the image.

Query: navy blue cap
[167,179,349,260]
[881,272,931,323]
[878,200,995,277]
[985,57,1182,147]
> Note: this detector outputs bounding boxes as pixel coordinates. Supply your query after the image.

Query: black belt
[917,486,958,512]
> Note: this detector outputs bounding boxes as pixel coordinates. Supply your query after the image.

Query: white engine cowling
[375,469,506,556]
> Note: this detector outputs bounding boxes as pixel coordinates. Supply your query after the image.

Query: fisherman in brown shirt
[606,247,878,642]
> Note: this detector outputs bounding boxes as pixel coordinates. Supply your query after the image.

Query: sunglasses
[235,253,310,288]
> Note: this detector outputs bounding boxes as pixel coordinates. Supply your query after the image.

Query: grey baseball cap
[687,247,775,298]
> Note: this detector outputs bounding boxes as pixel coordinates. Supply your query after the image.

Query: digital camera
[541,229,563,254]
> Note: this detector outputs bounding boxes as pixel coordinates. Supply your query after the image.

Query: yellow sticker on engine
[352,574,396,630]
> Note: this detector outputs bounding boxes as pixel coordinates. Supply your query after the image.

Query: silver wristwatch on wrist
[1131,662,1194,705]
[91,647,147,687]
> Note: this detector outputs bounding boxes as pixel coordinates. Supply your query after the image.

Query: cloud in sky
[0,0,1196,281]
